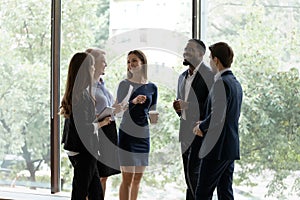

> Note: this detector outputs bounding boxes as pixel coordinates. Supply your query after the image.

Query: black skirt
[97,121,121,177]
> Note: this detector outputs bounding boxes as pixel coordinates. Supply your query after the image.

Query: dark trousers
[181,137,202,200]
[195,159,234,200]
[69,153,104,200]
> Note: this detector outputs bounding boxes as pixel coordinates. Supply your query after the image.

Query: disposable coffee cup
[149,110,159,124]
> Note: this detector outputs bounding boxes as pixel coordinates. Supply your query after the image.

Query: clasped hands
[193,121,204,137]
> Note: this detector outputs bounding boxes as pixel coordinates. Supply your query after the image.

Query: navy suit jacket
[177,63,214,142]
[199,70,243,160]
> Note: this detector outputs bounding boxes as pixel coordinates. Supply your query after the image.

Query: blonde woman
[86,48,121,198]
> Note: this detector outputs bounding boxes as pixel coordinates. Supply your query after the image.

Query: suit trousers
[195,159,234,200]
[69,153,104,200]
[181,137,202,200]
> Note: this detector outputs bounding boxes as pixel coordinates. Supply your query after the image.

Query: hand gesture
[132,95,147,104]
[112,99,123,114]
[173,99,189,112]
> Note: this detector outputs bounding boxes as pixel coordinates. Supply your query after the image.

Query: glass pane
[60,0,193,198]
[0,0,51,190]
[204,0,300,199]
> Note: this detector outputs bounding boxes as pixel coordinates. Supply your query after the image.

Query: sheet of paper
[121,85,133,104]
[93,106,115,122]
[115,85,133,118]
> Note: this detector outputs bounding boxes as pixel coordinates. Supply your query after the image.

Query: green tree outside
[0,0,299,199]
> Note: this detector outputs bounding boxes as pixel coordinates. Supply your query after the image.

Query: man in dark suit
[173,39,214,200]
[193,42,243,200]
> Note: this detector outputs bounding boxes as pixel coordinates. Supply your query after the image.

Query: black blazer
[177,63,214,142]
[199,70,243,160]
[62,89,99,156]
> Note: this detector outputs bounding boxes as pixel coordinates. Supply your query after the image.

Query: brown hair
[127,50,148,79]
[209,42,234,68]
[60,52,95,118]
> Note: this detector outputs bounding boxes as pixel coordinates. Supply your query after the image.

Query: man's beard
[183,59,190,66]
[183,59,196,68]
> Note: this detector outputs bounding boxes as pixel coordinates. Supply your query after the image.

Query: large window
[59,0,193,198]
[0,0,51,189]
[1,0,299,199]
[204,0,300,199]
[1,0,194,198]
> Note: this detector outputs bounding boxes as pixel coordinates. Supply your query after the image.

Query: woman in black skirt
[86,48,122,197]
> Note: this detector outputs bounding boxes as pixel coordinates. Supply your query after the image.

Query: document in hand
[121,85,133,105]
[115,85,133,118]
[94,106,115,122]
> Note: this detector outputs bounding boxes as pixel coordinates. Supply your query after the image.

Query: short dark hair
[209,42,234,68]
[189,39,206,53]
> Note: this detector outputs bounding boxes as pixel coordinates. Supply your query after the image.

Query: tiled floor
[0,187,70,200]
[0,184,262,200]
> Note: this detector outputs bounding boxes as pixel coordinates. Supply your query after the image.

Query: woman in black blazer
[60,52,111,200]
